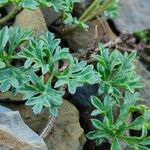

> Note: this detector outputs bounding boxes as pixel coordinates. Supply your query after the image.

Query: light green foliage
[18,73,64,116]
[104,0,120,18]
[0,26,99,116]
[87,45,150,149]
[87,93,150,150]
[55,58,100,94]
[94,44,143,101]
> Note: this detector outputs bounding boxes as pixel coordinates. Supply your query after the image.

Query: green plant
[134,30,150,43]
[87,44,150,149]
[79,0,120,23]
[103,0,120,18]
[0,26,100,116]
[0,0,86,27]
[0,0,120,33]
[87,93,150,150]
[64,0,120,34]
[93,44,143,101]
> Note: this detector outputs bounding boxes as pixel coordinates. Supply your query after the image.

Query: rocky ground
[0,0,150,150]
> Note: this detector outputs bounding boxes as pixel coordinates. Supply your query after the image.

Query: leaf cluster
[87,44,150,149]
[93,44,143,101]
[0,26,99,116]
[87,93,150,150]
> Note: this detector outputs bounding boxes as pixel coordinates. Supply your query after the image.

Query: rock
[0,103,49,134]
[0,105,11,112]
[1,100,85,150]
[0,91,23,102]
[13,9,48,35]
[64,17,117,51]
[41,8,61,27]
[112,0,150,33]
[74,0,92,16]
[0,105,47,150]
[45,100,86,150]
[68,84,99,114]
[135,61,150,107]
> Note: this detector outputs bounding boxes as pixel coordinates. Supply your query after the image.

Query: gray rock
[0,92,23,102]
[0,105,12,112]
[0,105,47,150]
[64,18,117,51]
[135,61,150,107]
[41,8,61,27]
[74,0,92,16]
[1,100,85,150]
[45,100,86,150]
[0,104,50,134]
[13,9,48,35]
[112,0,150,33]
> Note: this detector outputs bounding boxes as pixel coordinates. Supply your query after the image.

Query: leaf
[117,92,139,123]
[95,43,142,100]
[0,61,6,69]
[91,96,103,111]
[57,58,100,94]
[91,109,101,116]
[111,138,121,150]
[0,80,11,92]
[19,0,39,9]
[86,130,109,140]
[136,145,149,150]
[41,64,49,74]
[0,0,8,5]
[0,26,9,54]
[19,74,64,116]
[104,0,120,18]
[139,136,150,145]
[11,77,19,89]
[86,131,100,140]
[128,115,146,130]
[33,103,43,114]
[24,59,32,69]
[91,119,104,130]
[8,27,32,55]
[50,106,59,117]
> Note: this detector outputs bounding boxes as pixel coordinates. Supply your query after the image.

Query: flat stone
[0,105,47,150]
[112,0,150,33]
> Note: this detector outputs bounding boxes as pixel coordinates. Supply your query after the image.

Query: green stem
[79,0,100,21]
[81,0,113,23]
[63,0,113,35]
[3,51,11,67]
[10,55,20,59]
[0,6,22,26]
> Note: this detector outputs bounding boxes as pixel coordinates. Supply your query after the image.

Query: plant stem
[40,116,56,139]
[79,0,100,21]
[83,0,113,23]
[63,0,113,35]
[0,6,22,26]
